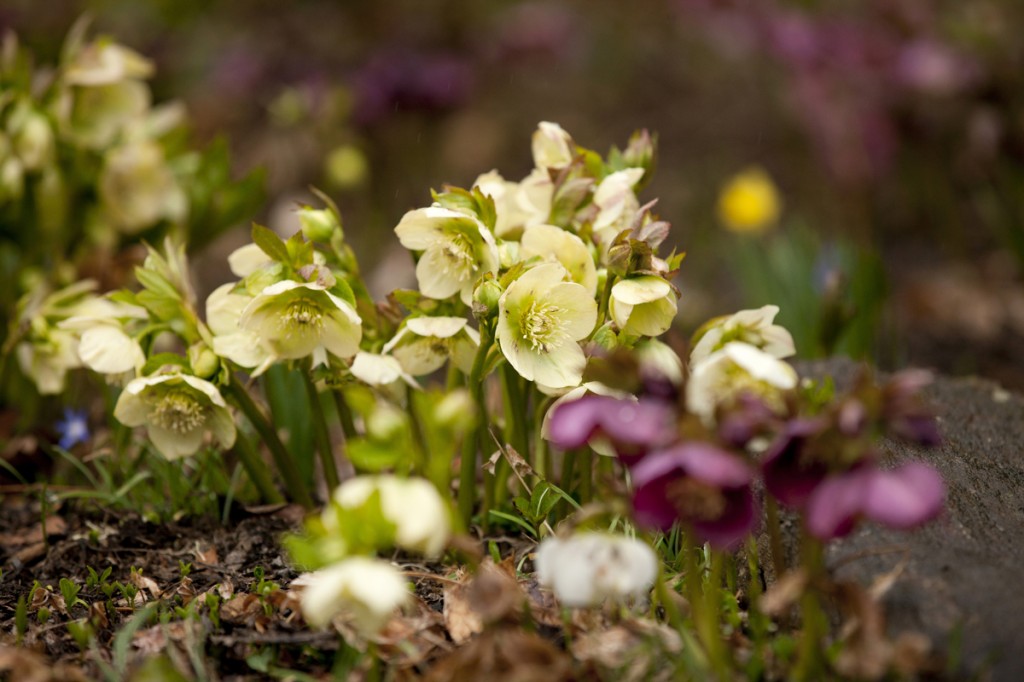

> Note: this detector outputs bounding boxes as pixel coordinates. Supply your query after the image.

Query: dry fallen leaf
[758,568,808,617]
[0,645,88,682]
[424,626,572,682]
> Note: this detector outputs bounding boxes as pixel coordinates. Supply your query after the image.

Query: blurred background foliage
[3,0,1024,389]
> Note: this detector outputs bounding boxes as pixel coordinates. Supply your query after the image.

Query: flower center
[664,477,727,522]
[284,298,325,333]
[151,389,205,433]
[438,234,477,277]
[520,301,566,352]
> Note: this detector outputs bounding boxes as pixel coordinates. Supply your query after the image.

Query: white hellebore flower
[532,121,575,170]
[609,276,678,337]
[535,533,658,608]
[331,475,451,557]
[497,263,598,389]
[349,351,417,389]
[16,328,80,395]
[239,280,361,368]
[473,170,524,240]
[689,304,795,366]
[687,341,798,426]
[227,243,273,278]
[520,224,598,296]
[205,283,271,370]
[99,140,187,234]
[60,298,146,378]
[394,206,499,305]
[297,557,410,634]
[381,316,480,376]
[592,167,644,244]
[114,373,236,459]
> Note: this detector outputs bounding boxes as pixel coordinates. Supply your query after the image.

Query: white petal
[228,243,273,278]
[78,325,144,374]
[611,276,673,306]
[404,316,468,339]
[148,424,204,460]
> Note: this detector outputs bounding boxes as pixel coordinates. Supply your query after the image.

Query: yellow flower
[113,372,236,459]
[394,206,499,305]
[717,167,781,234]
[609,276,678,337]
[497,263,597,389]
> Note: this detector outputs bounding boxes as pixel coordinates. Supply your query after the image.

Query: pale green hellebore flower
[239,280,362,369]
[114,373,236,460]
[689,304,795,366]
[16,328,81,395]
[349,352,418,390]
[686,341,798,426]
[205,283,271,370]
[394,205,499,305]
[532,121,574,170]
[520,224,598,296]
[227,243,273,278]
[381,316,480,376]
[497,263,598,389]
[60,298,146,379]
[592,167,644,245]
[609,276,678,337]
[330,475,451,558]
[297,557,410,633]
[99,140,186,234]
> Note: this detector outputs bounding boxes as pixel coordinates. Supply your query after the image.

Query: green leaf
[487,510,537,538]
[251,223,289,264]
[134,267,179,300]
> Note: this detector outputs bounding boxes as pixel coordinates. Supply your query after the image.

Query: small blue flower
[56,408,90,450]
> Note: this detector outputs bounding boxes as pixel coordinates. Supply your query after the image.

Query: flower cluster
[548,306,945,547]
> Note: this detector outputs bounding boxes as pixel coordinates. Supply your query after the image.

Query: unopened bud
[590,322,619,351]
[188,344,220,379]
[298,206,341,242]
[472,278,502,319]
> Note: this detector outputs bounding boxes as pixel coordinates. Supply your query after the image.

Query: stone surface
[798,358,1024,681]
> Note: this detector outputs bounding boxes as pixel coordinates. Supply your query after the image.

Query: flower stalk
[231,430,285,505]
[301,365,340,491]
[458,322,493,526]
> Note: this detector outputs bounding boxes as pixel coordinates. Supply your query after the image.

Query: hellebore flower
[687,342,798,426]
[99,140,187,234]
[381,316,479,376]
[349,352,418,390]
[330,475,451,558]
[805,461,945,540]
[520,224,598,296]
[59,298,147,379]
[394,205,499,305]
[205,283,271,370]
[690,305,795,366]
[545,392,676,464]
[497,263,597,389]
[227,243,274,278]
[297,557,410,633]
[634,338,685,400]
[239,280,362,368]
[531,121,575,170]
[535,533,658,608]
[761,418,831,508]
[113,373,236,460]
[609,275,678,337]
[716,167,781,234]
[17,328,81,395]
[630,443,757,549]
[592,168,644,244]
[56,408,90,450]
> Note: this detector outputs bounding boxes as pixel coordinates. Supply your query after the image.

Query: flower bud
[621,129,656,187]
[497,240,520,269]
[12,109,54,172]
[472,278,502,318]
[0,156,24,202]
[188,343,221,379]
[298,206,341,242]
[590,322,618,351]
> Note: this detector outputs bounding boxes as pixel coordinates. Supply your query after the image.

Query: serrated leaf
[251,223,289,264]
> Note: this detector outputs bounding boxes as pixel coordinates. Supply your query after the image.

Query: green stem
[596,272,616,329]
[794,531,826,681]
[302,368,339,491]
[224,379,313,508]
[406,385,429,474]
[577,448,593,505]
[745,537,768,678]
[332,389,357,441]
[494,363,528,506]
[231,431,284,504]
[458,322,493,527]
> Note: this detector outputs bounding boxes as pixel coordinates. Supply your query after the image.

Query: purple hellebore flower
[56,408,90,450]
[717,393,778,448]
[806,461,945,540]
[762,418,831,508]
[546,395,676,465]
[882,370,942,447]
[630,443,757,550]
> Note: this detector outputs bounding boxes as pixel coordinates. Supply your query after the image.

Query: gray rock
[797,358,1024,681]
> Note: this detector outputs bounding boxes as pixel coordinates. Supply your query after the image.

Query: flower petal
[863,462,945,529]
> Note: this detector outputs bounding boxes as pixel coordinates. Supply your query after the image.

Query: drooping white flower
[520,224,598,296]
[113,373,236,459]
[349,352,418,389]
[394,206,500,305]
[532,121,575,170]
[381,316,479,376]
[16,328,81,395]
[689,305,795,366]
[330,475,451,558]
[497,263,598,389]
[609,276,678,337]
[592,167,644,245]
[60,298,146,378]
[535,533,658,608]
[297,557,410,634]
[238,280,362,368]
[205,283,271,370]
[686,342,798,426]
